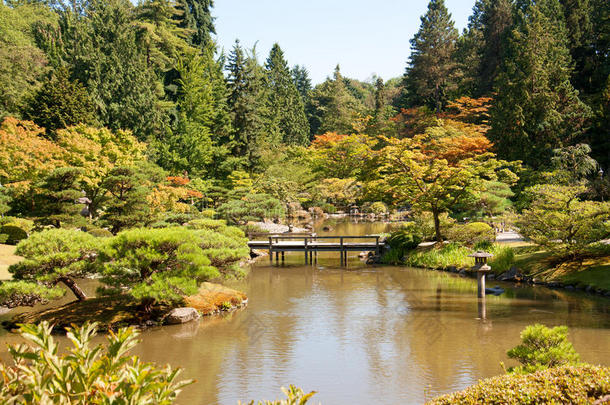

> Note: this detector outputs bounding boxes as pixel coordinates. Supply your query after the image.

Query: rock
[487,274,495,281]
[165,307,200,325]
[565,285,575,291]
[458,269,467,277]
[322,226,333,231]
[498,266,523,282]
[446,266,458,273]
[485,286,505,296]
[250,249,268,259]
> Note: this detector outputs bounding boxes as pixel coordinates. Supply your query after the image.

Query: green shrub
[447,222,495,246]
[0,321,191,404]
[427,365,609,405]
[368,201,387,215]
[240,385,317,405]
[0,229,100,307]
[99,227,249,309]
[383,228,422,264]
[404,242,473,269]
[0,225,27,245]
[0,234,7,244]
[87,228,113,238]
[489,245,515,273]
[201,208,215,218]
[507,324,580,374]
[0,217,35,232]
[404,212,456,241]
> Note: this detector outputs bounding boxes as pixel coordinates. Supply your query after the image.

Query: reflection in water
[0,219,608,405]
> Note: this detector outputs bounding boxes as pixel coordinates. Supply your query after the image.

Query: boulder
[165,307,200,325]
[485,286,505,296]
[497,266,523,282]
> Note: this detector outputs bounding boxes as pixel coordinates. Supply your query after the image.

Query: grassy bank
[402,243,610,293]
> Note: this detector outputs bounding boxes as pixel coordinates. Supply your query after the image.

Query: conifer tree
[34,167,85,228]
[100,167,151,234]
[265,43,309,145]
[489,0,591,167]
[292,65,312,104]
[404,0,460,112]
[312,65,361,135]
[226,41,270,170]
[175,0,215,49]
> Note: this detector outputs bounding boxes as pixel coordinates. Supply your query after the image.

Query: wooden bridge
[247,233,385,265]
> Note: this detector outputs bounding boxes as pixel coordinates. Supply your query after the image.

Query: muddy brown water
[1,219,609,404]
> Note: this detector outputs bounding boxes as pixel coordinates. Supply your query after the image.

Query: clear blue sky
[213,0,475,84]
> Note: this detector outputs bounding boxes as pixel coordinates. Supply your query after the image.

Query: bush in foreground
[240,385,317,405]
[0,321,191,403]
[427,365,609,404]
[507,324,580,374]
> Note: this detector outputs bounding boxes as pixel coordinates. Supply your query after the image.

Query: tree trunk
[432,209,443,243]
[58,277,87,301]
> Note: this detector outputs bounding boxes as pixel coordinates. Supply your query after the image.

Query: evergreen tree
[26,67,96,136]
[404,0,460,112]
[292,64,312,104]
[59,0,163,140]
[34,167,85,228]
[489,0,591,167]
[100,167,151,234]
[311,65,361,135]
[226,41,270,170]
[265,43,310,145]
[175,0,215,49]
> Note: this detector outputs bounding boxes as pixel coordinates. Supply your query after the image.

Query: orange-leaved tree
[378,119,517,242]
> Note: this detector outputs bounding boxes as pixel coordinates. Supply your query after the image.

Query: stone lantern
[468,251,493,299]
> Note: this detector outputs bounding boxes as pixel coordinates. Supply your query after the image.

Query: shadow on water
[1,218,609,405]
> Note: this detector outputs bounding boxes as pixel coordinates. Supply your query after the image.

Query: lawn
[0,244,21,280]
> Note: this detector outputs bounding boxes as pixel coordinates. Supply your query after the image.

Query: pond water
[1,219,610,404]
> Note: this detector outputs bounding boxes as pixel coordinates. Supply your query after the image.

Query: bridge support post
[304,237,308,264]
[269,237,273,263]
[282,251,285,263]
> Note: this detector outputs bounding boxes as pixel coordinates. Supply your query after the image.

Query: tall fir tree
[311,65,361,135]
[175,0,215,49]
[403,0,460,112]
[57,0,163,140]
[226,41,271,171]
[291,64,312,104]
[489,0,591,168]
[265,43,310,145]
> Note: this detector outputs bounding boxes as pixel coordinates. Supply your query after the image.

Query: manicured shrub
[87,228,113,238]
[99,227,249,309]
[427,365,609,405]
[404,242,473,269]
[447,222,495,246]
[507,324,580,374]
[0,229,100,306]
[0,216,34,232]
[0,225,27,245]
[0,321,191,404]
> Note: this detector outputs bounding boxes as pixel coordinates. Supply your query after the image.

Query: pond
[2,219,609,404]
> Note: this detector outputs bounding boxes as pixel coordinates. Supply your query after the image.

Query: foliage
[33,167,86,228]
[217,193,284,225]
[427,364,609,405]
[0,321,191,403]
[0,225,27,245]
[488,244,515,273]
[516,184,610,258]
[240,385,317,405]
[489,0,592,168]
[0,229,99,306]
[404,212,456,241]
[446,222,495,246]
[404,242,473,269]
[86,228,113,238]
[506,324,580,374]
[404,0,459,111]
[378,120,512,241]
[99,226,248,308]
[384,228,422,264]
[25,67,97,135]
[367,201,387,215]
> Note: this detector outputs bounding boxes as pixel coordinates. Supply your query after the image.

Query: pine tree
[175,0,215,49]
[34,167,85,228]
[59,0,162,140]
[404,0,460,112]
[226,41,270,170]
[26,67,97,136]
[311,65,361,135]
[489,0,592,167]
[292,64,312,104]
[265,43,309,145]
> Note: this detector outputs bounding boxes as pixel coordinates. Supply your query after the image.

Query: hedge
[427,365,610,404]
